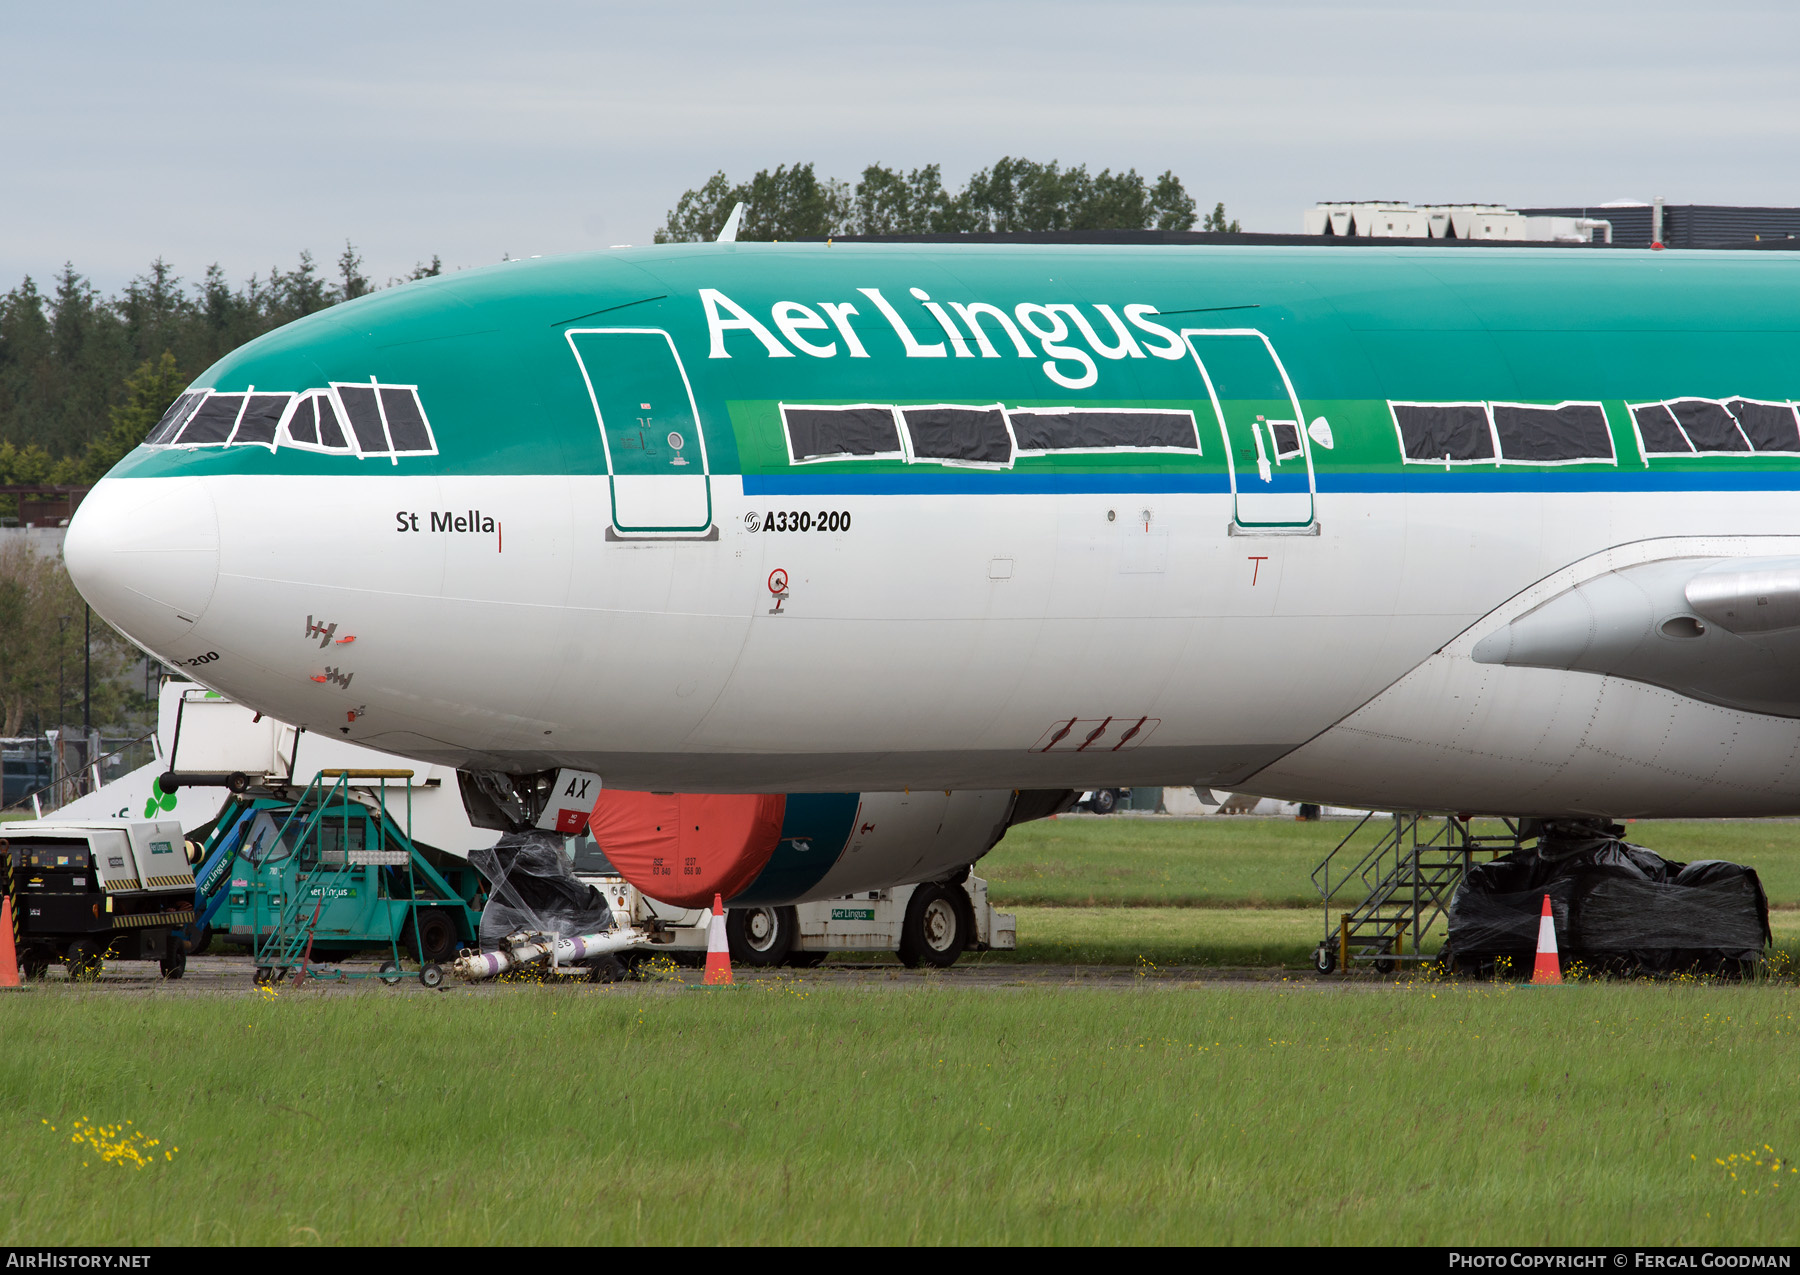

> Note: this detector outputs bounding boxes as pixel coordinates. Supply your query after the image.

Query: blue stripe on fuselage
[741,472,1800,496]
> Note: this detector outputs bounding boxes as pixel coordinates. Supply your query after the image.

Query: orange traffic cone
[1531,894,1562,985]
[0,897,22,990]
[703,893,733,985]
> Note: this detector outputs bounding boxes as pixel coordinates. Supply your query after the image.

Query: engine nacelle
[590,788,1071,907]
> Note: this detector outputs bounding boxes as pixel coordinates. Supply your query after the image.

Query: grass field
[3,983,1797,1245]
[984,816,1800,908]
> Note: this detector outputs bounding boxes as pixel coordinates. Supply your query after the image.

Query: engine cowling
[589,787,1070,907]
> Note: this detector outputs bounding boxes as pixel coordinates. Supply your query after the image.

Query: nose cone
[65,476,220,654]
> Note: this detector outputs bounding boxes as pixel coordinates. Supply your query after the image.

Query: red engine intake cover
[589,790,788,908]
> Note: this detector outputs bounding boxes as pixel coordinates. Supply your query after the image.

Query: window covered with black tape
[1007,408,1200,453]
[1390,403,1494,462]
[174,393,245,444]
[1669,399,1749,453]
[1631,403,1693,455]
[1728,399,1800,452]
[899,404,1013,466]
[781,404,903,461]
[330,382,437,455]
[1444,822,1769,975]
[1633,398,1800,457]
[1490,402,1614,463]
[282,393,353,450]
[229,393,292,447]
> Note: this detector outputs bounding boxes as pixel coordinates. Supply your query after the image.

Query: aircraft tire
[727,905,795,966]
[898,884,969,969]
[406,910,460,965]
[1089,789,1117,815]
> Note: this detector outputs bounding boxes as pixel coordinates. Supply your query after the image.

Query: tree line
[0,245,441,489]
[657,158,1239,242]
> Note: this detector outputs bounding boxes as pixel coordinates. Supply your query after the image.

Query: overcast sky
[6,0,1799,295]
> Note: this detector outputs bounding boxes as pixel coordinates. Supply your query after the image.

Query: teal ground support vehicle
[192,768,484,984]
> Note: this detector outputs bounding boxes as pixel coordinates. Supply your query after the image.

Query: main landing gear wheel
[1312,943,1337,975]
[726,905,796,967]
[898,884,970,969]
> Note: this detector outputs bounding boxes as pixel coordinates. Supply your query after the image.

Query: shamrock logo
[144,777,177,820]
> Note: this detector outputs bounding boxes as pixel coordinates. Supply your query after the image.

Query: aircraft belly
[1244,535,1800,817]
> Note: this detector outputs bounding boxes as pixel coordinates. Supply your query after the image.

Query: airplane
[61,235,1800,908]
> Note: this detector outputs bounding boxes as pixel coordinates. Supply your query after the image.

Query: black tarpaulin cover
[1446,823,1769,972]
[1491,403,1614,462]
[1392,404,1494,461]
[1669,399,1749,452]
[1009,408,1199,452]
[783,405,902,460]
[1727,399,1800,452]
[469,830,614,952]
[1632,403,1693,454]
[901,405,1012,465]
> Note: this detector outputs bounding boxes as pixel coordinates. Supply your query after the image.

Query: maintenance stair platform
[1310,813,1527,974]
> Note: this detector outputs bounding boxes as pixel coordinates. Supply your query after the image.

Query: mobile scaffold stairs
[1310,813,1528,974]
[247,769,422,986]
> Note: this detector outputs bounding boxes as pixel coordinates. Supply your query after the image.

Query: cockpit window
[144,391,204,446]
[174,393,245,444]
[228,394,293,448]
[317,394,350,449]
[378,386,434,452]
[331,382,438,458]
[145,382,435,458]
[279,393,353,452]
[334,384,391,453]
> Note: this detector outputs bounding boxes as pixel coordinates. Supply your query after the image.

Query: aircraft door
[1183,329,1315,529]
[566,328,713,534]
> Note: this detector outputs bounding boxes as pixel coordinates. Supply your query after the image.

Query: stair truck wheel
[160,934,186,980]
[898,883,970,969]
[726,905,795,966]
[1312,943,1337,975]
[406,909,459,965]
